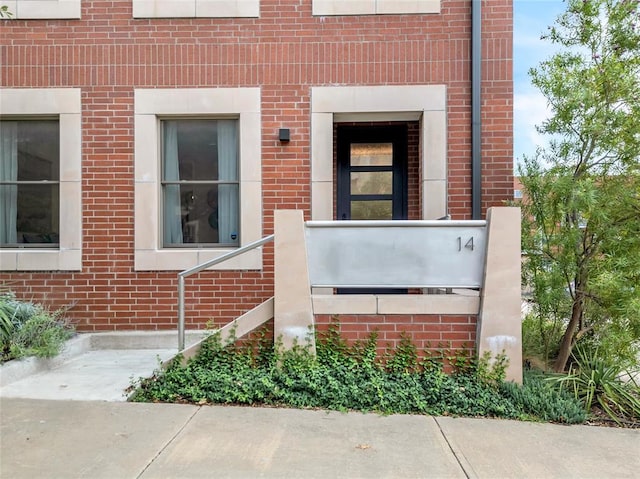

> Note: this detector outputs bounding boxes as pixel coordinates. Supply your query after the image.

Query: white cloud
[513,0,565,167]
[514,87,552,165]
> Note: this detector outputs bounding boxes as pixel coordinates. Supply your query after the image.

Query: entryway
[336,124,410,294]
[336,124,408,221]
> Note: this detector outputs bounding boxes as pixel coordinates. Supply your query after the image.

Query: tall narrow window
[161,119,239,247]
[0,120,60,247]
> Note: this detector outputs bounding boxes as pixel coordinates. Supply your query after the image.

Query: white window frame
[132,0,259,18]
[134,88,262,271]
[0,88,82,271]
[3,0,81,19]
[312,0,440,16]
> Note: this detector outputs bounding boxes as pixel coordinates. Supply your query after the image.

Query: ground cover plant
[0,291,74,363]
[130,322,586,425]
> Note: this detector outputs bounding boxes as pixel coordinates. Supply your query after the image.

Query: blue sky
[513,0,566,167]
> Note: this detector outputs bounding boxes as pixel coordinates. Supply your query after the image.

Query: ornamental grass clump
[547,346,640,425]
[0,292,74,362]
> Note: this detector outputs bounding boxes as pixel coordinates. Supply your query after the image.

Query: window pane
[1,120,60,246]
[350,142,392,167]
[162,119,239,247]
[16,121,60,181]
[351,171,392,195]
[351,200,392,220]
[16,184,60,244]
[163,184,239,246]
[163,119,238,181]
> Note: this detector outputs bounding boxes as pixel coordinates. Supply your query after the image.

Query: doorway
[336,124,409,294]
[336,124,408,221]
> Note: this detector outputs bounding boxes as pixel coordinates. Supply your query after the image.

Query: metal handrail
[177,234,275,350]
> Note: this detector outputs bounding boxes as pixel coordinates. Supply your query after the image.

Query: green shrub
[521,312,563,370]
[577,323,640,373]
[0,301,14,345]
[130,322,587,425]
[501,371,586,424]
[0,292,74,362]
[547,346,640,423]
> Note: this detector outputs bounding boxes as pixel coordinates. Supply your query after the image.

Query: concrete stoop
[0,331,208,402]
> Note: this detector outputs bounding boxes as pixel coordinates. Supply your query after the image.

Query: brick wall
[0,0,513,333]
[234,314,477,368]
[315,314,478,366]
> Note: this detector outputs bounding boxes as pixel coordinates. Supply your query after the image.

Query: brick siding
[315,314,478,368]
[1,0,513,344]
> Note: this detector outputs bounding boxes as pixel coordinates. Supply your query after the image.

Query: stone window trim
[310,84,448,222]
[2,0,81,19]
[312,0,440,16]
[0,88,82,271]
[134,87,262,271]
[132,0,260,18]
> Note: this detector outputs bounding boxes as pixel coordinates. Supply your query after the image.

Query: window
[161,119,239,247]
[312,0,440,16]
[0,88,82,271]
[5,0,81,19]
[134,88,262,271]
[132,0,259,18]
[0,120,60,248]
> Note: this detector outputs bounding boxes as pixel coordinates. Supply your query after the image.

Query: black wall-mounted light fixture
[279,128,290,143]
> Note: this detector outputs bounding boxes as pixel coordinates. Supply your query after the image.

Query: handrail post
[178,274,185,351]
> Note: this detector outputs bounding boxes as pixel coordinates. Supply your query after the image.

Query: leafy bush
[577,322,640,373]
[521,312,564,369]
[0,292,74,362]
[130,322,587,425]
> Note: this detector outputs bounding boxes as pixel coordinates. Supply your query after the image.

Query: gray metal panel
[305,221,486,288]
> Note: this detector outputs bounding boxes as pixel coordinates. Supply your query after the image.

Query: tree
[0,5,12,18]
[520,0,640,372]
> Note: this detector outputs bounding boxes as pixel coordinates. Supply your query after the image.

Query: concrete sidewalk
[1,398,639,479]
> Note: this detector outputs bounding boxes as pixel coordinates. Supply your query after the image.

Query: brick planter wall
[315,314,478,362]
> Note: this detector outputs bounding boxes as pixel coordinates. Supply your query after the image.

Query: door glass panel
[351,171,392,195]
[350,143,392,166]
[351,200,392,220]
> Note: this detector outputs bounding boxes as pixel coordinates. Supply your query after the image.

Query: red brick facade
[0,1,513,343]
[315,314,477,358]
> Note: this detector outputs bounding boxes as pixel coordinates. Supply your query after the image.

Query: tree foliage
[520,0,640,372]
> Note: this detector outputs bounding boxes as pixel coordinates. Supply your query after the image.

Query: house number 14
[457,236,475,252]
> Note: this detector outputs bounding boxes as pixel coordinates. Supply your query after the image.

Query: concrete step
[0,331,208,402]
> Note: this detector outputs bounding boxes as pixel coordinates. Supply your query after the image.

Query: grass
[0,292,74,363]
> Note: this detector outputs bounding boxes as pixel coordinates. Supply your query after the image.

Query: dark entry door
[337,125,408,221]
[336,124,409,293]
